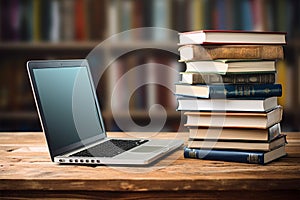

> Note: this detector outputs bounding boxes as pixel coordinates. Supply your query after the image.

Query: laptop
[27,59,183,165]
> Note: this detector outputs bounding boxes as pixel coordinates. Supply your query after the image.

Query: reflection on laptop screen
[33,66,104,152]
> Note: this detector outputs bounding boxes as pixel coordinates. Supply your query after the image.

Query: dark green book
[175,83,282,98]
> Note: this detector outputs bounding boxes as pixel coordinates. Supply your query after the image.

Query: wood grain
[0,132,300,199]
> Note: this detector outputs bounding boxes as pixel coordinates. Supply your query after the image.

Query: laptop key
[70,139,149,158]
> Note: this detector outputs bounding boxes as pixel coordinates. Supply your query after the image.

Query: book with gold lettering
[175,83,282,98]
[179,45,284,62]
[183,145,286,164]
[179,72,276,85]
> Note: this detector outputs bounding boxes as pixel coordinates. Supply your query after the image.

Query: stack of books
[175,30,287,164]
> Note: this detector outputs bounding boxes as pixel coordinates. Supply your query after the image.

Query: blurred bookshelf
[0,0,299,132]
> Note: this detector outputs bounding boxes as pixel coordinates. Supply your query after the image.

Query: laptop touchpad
[131,146,164,153]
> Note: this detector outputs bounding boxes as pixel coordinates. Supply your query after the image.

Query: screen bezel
[27,59,107,160]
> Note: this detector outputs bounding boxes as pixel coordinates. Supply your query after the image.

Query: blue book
[175,83,282,98]
[241,0,253,30]
[216,0,226,29]
[184,145,286,164]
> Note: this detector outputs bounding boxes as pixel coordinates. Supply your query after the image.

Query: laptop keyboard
[69,139,149,158]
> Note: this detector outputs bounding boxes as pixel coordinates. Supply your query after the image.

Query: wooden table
[1,132,300,199]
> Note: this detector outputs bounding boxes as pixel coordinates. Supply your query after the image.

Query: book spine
[74,0,87,41]
[40,0,52,41]
[181,72,276,84]
[184,147,264,164]
[223,73,276,84]
[268,123,281,141]
[182,45,284,61]
[19,0,31,41]
[209,84,282,98]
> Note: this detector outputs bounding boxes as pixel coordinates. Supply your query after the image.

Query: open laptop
[27,59,183,165]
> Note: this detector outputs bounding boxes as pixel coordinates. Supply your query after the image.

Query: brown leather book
[179,45,284,61]
[179,72,276,84]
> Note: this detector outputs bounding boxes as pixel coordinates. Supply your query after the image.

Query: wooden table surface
[1,131,300,199]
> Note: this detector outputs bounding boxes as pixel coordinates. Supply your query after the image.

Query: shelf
[0,41,100,51]
[0,41,177,51]
[0,111,38,120]
[0,110,181,121]
[102,110,181,119]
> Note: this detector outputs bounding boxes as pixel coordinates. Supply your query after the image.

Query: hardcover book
[177,96,278,112]
[178,45,284,61]
[175,83,282,98]
[184,145,286,164]
[184,59,276,74]
[187,134,286,151]
[184,106,283,129]
[179,72,276,85]
[178,30,287,45]
[188,123,281,142]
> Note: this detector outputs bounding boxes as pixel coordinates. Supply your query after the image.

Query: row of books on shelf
[0,0,107,42]
[0,54,183,116]
[175,30,287,165]
[107,53,182,112]
[0,0,298,43]
[113,0,297,39]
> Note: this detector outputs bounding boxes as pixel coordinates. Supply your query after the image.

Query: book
[119,0,132,40]
[1,0,22,41]
[179,72,276,85]
[178,30,287,45]
[88,0,107,40]
[188,123,281,142]
[177,96,278,112]
[183,145,286,164]
[20,0,34,41]
[175,83,282,98]
[152,0,169,40]
[184,106,283,129]
[74,0,87,41]
[187,134,286,151]
[172,0,188,32]
[40,0,52,41]
[60,0,74,41]
[178,45,284,61]
[184,59,276,74]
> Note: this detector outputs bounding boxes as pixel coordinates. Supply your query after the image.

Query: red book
[75,0,87,41]
[178,30,287,45]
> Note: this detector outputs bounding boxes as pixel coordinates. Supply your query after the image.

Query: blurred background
[0,0,299,132]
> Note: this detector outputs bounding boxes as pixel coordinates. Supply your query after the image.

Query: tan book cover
[187,134,286,151]
[179,45,284,61]
[188,123,281,142]
[184,106,283,129]
[178,30,287,45]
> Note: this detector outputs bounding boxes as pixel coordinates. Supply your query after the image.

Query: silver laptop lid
[27,59,106,160]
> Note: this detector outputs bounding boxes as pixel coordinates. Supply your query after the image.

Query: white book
[185,59,276,75]
[177,97,278,112]
[184,106,283,129]
[178,30,286,45]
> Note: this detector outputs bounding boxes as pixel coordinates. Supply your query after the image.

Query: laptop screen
[29,61,105,158]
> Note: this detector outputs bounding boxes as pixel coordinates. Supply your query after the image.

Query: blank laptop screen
[32,66,104,154]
